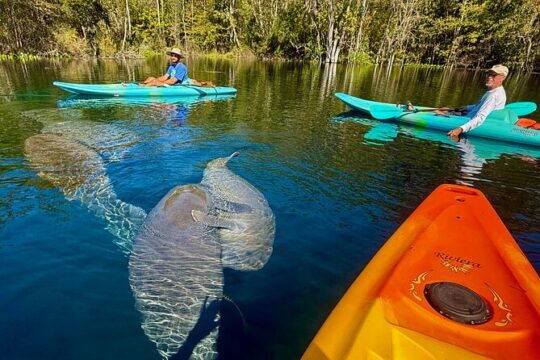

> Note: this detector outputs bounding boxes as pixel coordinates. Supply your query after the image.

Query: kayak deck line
[303,184,540,360]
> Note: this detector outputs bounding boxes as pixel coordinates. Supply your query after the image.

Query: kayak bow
[303,184,540,360]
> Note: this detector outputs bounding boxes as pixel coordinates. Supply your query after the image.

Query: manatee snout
[206,151,240,169]
[228,151,240,159]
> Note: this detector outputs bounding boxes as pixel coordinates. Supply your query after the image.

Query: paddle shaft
[411,107,461,113]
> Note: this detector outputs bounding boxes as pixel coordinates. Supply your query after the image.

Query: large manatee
[129,184,223,360]
[194,152,275,271]
[24,133,146,252]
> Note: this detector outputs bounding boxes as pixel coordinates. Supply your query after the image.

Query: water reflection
[335,110,540,185]
[57,94,235,109]
[333,111,540,174]
[1,58,539,360]
[57,94,235,128]
[20,95,235,162]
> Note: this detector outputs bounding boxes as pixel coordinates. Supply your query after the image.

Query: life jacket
[515,118,540,130]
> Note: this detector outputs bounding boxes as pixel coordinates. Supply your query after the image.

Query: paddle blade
[369,105,403,120]
[487,109,519,124]
[506,102,537,116]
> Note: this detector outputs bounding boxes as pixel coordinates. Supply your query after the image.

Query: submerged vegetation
[0,0,539,70]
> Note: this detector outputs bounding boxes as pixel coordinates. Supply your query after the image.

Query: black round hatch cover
[424,282,492,325]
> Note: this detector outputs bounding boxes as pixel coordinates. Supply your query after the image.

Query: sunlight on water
[0,58,539,360]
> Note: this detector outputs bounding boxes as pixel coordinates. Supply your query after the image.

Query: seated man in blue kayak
[446,64,508,138]
[139,48,214,87]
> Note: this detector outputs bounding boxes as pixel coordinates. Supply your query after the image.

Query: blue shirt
[166,63,188,84]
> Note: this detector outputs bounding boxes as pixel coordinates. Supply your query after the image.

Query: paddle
[369,105,451,120]
[506,101,537,116]
[178,84,219,96]
[370,101,537,120]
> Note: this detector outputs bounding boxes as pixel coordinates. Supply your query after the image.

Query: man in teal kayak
[447,64,508,138]
[139,48,213,87]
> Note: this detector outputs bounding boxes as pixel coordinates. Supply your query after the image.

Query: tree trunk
[324,0,352,63]
[9,2,23,49]
[229,0,241,48]
[121,0,131,52]
[126,0,131,37]
[353,0,368,56]
[156,0,161,35]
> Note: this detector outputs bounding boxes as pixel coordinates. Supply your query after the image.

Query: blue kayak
[336,93,540,147]
[53,81,237,97]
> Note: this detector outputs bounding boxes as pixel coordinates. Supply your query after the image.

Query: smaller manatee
[196,152,276,271]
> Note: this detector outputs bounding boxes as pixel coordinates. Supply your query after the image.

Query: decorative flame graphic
[486,283,513,327]
[409,270,432,301]
[437,253,474,273]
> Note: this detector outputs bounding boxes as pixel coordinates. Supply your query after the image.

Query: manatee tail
[205,151,240,169]
[222,294,248,332]
[168,296,221,360]
[227,151,240,161]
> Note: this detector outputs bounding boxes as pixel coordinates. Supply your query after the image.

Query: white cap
[487,64,509,77]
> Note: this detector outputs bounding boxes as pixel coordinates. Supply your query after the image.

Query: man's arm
[163,77,179,85]
[448,96,496,137]
[459,95,497,133]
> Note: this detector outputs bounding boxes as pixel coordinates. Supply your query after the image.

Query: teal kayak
[53,81,237,97]
[336,93,540,147]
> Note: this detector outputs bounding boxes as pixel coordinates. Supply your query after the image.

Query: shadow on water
[170,297,221,360]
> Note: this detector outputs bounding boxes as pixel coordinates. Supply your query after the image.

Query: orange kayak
[303,184,540,360]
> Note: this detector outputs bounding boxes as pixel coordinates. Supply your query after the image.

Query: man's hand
[448,127,463,138]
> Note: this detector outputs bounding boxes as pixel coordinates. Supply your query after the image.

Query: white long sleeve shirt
[460,86,506,133]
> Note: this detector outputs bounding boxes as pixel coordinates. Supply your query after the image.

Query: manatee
[129,184,223,360]
[194,152,275,271]
[24,133,146,253]
[22,108,150,162]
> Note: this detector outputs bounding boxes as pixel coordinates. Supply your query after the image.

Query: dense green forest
[1,0,539,70]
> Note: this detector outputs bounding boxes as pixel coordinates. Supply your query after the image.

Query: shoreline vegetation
[1,0,539,71]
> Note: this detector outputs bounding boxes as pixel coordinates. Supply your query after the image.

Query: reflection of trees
[186,60,539,233]
[320,63,337,99]
[1,58,539,233]
[1,57,539,360]
[477,156,540,235]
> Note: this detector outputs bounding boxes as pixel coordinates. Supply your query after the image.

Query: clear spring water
[1,58,539,359]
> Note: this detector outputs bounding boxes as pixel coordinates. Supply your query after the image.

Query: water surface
[1,58,539,359]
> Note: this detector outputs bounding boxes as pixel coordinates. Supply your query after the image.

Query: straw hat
[166,48,184,58]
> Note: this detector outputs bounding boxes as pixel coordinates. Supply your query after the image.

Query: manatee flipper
[213,199,253,213]
[191,210,246,231]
